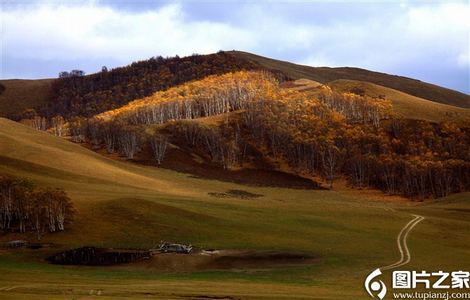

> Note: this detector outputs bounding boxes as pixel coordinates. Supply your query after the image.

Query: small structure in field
[158,242,192,254]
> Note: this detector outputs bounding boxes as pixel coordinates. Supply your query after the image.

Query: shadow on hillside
[88,141,323,190]
[156,148,324,190]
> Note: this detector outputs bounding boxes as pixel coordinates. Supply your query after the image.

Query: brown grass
[0,117,200,199]
[0,117,469,299]
[0,79,53,118]
[230,50,470,108]
[327,79,470,122]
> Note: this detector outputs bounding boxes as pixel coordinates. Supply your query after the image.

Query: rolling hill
[0,118,204,201]
[326,79,469,122]
[230,50,470,108]
[1,117,469,299]
[0,51,468,121]
[0,58,469,300]
[0,79,53,118]
[75,71,469,200]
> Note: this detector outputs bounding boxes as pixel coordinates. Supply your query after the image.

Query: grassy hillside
[0,118,202,200]
[0,79,53,118]
[2,51,467,122]
[287,78,470,122]
[1,119,469,299]
[327,79,470,122]
[230,51,470,108]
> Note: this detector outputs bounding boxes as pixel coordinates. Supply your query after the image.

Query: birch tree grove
[0,175,74,239]
[233,77,469,198]
[318,86,393,127]
[72,70,469,199]
[51,115,65,137]
[119,129,138,159]
[20,116,47,131]
[95,71,278,126]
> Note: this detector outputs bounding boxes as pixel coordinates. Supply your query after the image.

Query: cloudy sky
[1,0,469,93]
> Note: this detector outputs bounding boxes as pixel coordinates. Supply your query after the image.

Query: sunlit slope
[0,79,53,118]
[0,117,268,249]
[0,118,197,198]
[95,71,273,121]
[328,79,470,122]
[230,50,470,108]
[0,118,469,299]
[0,117,243,246]
[0,117,412,255]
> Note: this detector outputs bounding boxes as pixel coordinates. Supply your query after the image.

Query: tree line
[65,71,469,199]
[95,71,277,125]
[237,88,469,199]
[65,71,276,165]
[0,175,74,239]
[42,52,274,119]
[59,70,86,78]
[18,109,65,136]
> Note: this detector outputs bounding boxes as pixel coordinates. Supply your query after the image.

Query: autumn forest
[12,56,467,202]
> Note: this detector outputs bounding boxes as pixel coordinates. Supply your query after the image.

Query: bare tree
[102,123,117,153]
[182,122,201,146]
[51,115,65,137]
[119,129,138,159]
[321,144,342,188]
[150,135,168,166]
[31,116,47,131]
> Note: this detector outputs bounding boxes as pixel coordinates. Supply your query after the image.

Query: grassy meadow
[1,118,469,299]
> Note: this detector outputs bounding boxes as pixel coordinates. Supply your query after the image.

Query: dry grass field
[1,118,469,299]
[327,79,470,122]
[281,78,470,122]
[0,79,54,118]
[230,51,470,108]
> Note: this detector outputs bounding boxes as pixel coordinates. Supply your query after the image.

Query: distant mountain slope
[1,51,468,120]
[327,79,470,122]
[79,71,469,199]
[0,79,53,118]
[46,52,262,119]
[230,51,470,108]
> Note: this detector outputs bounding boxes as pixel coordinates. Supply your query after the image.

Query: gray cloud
[1,0,468,93]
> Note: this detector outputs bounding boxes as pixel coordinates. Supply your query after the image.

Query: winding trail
[381,214,425,270]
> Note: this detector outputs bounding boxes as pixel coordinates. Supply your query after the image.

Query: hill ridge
[1,51,468,120]
[229,50,470,108]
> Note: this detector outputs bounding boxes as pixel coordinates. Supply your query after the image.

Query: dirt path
[381,214,425,270]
